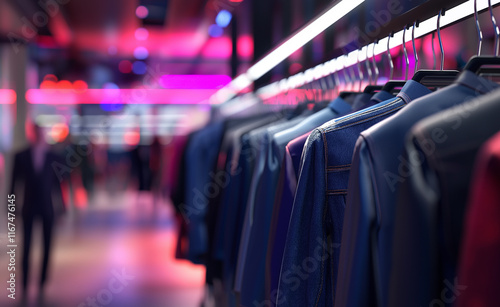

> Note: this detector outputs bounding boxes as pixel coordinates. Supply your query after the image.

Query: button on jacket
[457,131,500,307]
[277,80,429,307]
[336,71,498,307]
[389,87,500,307]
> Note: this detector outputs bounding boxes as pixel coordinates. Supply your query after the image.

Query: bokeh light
[135,6,149,19]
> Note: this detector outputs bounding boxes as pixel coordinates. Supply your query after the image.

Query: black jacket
[10,147,64,217]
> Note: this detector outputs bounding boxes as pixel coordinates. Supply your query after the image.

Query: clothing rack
[214,0,500,104]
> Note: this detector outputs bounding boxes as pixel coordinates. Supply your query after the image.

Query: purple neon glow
[26,89,222,105]
[208,24,223,37]
[159,75,231,89]
[134,47,149,60]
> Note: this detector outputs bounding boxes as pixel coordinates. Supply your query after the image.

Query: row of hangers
[259,0,500,106]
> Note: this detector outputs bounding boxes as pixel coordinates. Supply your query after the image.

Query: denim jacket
[277,80,430,307]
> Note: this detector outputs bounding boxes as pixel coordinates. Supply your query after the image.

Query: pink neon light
[26,89,222,105]
[159,75,231,89]
[202,37,232,59]
[0,90,17,104]
[237,35,254,59]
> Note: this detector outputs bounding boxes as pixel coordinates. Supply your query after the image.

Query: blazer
[10,147,64,217]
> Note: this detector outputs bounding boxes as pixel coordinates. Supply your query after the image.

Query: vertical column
[231,13,238,78]
[1,43,29,203]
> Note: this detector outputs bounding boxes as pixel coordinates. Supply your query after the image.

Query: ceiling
[2,0,235,60]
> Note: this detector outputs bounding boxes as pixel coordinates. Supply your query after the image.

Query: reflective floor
[0,189,205,307]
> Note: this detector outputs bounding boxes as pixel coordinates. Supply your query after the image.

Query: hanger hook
[437,9,445,70]
[365,45,373,85]
[403,26,409,81]
[412,21,419,73]
[340,55,349,90]
[432,32,436,70]
[489,0,500,56]
[326,62,336,91]
[349,63,356,91]
[474,0,483,56]
[357,48,364,91]
[333,59,341,93]
[387,33,394,80]
[372,41,379,84]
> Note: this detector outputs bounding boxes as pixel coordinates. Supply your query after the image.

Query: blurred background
[0,0,499,306]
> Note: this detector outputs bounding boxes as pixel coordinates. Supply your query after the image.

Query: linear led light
[247,0,365,80]
[212,0,365,103]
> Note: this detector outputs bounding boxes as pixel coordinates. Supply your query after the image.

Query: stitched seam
[327,190,348,195]
[325,106,404,132]
[327,167,350,172]
[321,128,328,191]
[314,205,328,307]
[326,99,401,129]
[398,92,411,104]
[326,164,351,170]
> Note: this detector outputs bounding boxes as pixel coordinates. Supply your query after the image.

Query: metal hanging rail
[255,0,500,101]
[213,0,500,104]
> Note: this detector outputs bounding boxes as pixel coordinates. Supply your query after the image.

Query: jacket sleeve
[389,132,441,307]
[277,129,332,307]
[336,136,378,307]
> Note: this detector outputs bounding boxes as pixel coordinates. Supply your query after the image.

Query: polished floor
[0,189,206,307]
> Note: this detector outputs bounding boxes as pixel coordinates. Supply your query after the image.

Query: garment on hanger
[277,79,430,307]
[232,96,352,305]
[209,112,285,303]
[183,121,226,265]
[265,89,394,305]
[389,87,500,307]
[234,111,313,303]
[336,71,499,307]
[457,130,500,307]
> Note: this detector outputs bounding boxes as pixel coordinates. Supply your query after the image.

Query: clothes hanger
[363,42,384,94]
[357,48,364,92]
[464,0,500,73]
[339,55,361,99]
[381,31,407,93]
[411,12,459,87]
